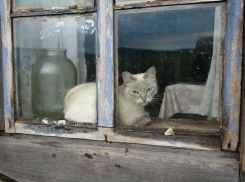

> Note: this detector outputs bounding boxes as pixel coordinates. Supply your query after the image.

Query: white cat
[64,67,158,126]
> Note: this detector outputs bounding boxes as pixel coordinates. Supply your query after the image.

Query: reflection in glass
[115,5,222,126]
[14,14,96,118]
[13,0,94,12]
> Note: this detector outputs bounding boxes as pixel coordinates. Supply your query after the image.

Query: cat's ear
[144,67,156,80]
[122,71,135,85]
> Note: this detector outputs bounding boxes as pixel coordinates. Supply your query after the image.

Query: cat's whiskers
[151,100,162,106]
[151,97,162,106]
[150,102,157,113]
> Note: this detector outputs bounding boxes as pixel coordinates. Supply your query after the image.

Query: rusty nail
[104,134,108,143]
[104,134,112,143]
[115,164,120,167]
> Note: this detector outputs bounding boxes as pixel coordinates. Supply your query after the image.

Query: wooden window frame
[0,0,243,151]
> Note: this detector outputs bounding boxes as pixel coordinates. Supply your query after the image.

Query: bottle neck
[42,49,67,57]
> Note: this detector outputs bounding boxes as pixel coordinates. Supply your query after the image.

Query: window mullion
[97,0,114,127]
[222,0,244,151]
[0,0,15,133]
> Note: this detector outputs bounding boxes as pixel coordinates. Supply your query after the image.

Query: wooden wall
[0,134,240,182]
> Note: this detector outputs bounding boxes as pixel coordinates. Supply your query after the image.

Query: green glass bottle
[31,48,77,119]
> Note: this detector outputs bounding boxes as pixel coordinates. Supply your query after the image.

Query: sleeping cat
[64,67,157,126]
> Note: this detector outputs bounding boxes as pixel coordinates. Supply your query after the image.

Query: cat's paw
[138,117,152,126]
[144,111,150,117]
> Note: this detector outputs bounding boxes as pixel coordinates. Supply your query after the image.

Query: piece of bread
[164,128,175,136]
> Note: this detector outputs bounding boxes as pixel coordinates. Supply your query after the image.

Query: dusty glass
[31,49,77,120]
[115,4,223,128]
[13,14,97,119]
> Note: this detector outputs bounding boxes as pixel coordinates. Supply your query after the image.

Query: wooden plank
[120,118,220,135]
[9,134,240,160]
[0,0,15,133]
[240,3,245,173]
[11,7,97,18]
[222,0,244,151]
[97,0,114,127]
[115,0,224,9]
[0,14,4,131]
[0,135,239,182]
[11,0,94,14]
[15,121,221,150]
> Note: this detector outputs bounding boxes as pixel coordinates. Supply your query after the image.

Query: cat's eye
[146,88,152,92]
[132,90,139,94]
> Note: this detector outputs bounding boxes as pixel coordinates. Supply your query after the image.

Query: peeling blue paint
[121,132,217,146]
[228,117,238,136]
[222,0,243,150]
[12,8,97,17]
[43,142,56,146]
[23,125,63,136]
[44,143,50,146]
[1,0,15,126]
[223,0,243,119]
[23,125,33,130]
[22,124,90,136]
[97,0,114,127]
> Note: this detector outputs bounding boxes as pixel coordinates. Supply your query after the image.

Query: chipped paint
[15,122,220,150]
[1,0,15,133]
[115,0,223,10]
[97,0,114,127]
[11,7,97,18]
[222,0,244,151]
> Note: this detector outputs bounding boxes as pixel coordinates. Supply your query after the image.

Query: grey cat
[64,67,157,126]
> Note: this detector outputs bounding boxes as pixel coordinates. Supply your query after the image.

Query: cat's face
[122,67,158,106]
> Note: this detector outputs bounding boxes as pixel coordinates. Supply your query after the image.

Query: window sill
[119,118,220,135]
[14,118,221,151]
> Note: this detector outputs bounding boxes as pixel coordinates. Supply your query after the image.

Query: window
[1,0,243,151]
[14,14,96,121]
[115,3,224,135]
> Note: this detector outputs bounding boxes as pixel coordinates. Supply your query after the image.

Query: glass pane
[115,4,223,128]
[13,0,94,12]
[14,14,97,123]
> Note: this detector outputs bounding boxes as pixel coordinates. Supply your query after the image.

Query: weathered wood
[222,0,244,151]
[0,14,4,131]
[240,5,245,173]
[9,133,240,160]
[0,0,15,133]
[11,7,97,18]
[97,0,114,127]
[0,135,239,182]
[12,0,94,14]
[120,118,220,135]
[115,0,224,9]
[15,121,221,150]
